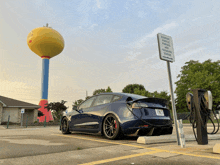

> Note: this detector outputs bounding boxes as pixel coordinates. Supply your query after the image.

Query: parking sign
[157,33,175,62]
[21,109,25,113]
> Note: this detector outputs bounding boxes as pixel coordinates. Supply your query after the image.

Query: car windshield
[124,93,147,100]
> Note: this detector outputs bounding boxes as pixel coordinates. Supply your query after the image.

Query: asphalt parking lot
[0,124,220,165]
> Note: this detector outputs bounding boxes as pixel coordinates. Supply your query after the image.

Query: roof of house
[0,95,41,108]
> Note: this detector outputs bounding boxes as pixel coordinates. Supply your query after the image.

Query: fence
[1,115,61,129]
[174,111,220,120]
[177,112,191,120]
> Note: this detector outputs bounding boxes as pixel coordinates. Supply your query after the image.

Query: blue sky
[0,0,219,111]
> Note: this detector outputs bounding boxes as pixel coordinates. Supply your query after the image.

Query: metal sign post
[157,33,180,145]
[21,109,25,127]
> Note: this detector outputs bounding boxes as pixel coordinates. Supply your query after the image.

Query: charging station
[186,88,219,145]
[192,89,208,145]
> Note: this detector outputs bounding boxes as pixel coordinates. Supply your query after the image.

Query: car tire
[61,117,70,134]
[103,114,123,140]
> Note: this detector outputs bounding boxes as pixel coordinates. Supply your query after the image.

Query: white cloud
[178,47,206,60]
[129,22,179,49]
[96,0,101,8]
[137,11,147,18]
[90,23,98,29]
[1,0,220,112]
[125,51,141,61]
[146,1,160,11]
[144,22,178,38]
[192,15,214,22]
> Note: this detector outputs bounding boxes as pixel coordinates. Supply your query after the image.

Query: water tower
[27,24,64,122]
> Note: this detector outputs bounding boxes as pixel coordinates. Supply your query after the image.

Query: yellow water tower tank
[27,26,64,58]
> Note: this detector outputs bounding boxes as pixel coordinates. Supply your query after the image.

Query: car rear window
[112,96,121,102]
[79,97,96,109]
[93,95,113,106]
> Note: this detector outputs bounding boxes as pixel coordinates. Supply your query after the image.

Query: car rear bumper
[124,127,173,136]
[121,119,173,136]
[124,126,173,136]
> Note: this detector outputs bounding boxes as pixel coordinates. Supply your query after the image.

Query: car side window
[93,95,113,106]
[78,97,96,109]
[112,96,121,102]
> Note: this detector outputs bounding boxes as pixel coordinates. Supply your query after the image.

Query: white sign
[157,33,175,62]
[21,109,25,113]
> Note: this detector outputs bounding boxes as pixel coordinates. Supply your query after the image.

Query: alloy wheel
[103,115,120,139]
[62,120,67,132]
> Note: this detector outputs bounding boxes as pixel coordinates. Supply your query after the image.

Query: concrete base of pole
[213,143,220,154]
[137,137,149,144]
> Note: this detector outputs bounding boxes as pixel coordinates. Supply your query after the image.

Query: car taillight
[132,102,148,109]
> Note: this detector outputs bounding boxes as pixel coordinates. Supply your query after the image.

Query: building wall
[2,107,19,123]
[0,103,3,124]
[1,107,37,124]
[18,108,21,123]
[33,109,38,122]
[22,109,35,124]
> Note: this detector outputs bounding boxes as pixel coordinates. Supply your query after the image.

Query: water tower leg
[38,99,53,122]
[37,57,53,122]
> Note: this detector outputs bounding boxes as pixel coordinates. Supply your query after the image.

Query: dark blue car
[60,93,173,140]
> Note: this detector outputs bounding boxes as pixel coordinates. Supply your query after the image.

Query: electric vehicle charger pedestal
[213,143,220,154]
[192,89,208,145]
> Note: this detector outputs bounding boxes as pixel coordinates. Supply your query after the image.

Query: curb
[137,134,220,144]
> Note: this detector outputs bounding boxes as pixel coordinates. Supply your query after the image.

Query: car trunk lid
[128,97,171,119]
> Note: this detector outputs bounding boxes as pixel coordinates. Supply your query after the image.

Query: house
[0,95,41,125]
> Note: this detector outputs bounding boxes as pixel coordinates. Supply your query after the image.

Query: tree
[72,87,112,109]
[133,88,172,110]
[175,59,220,112]
[85,96,91,100]
[123,84,172,110]
[106,86,112,92]
[45,100,68,121]
[122,84,145,93]
[73,99,84,106]
[93,88,106,95]
[93,86,113,95]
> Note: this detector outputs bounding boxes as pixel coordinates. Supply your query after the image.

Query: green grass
[77,147,82,150]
